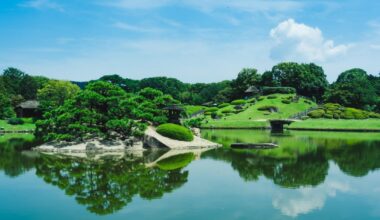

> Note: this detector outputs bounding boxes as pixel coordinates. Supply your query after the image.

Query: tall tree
[324,68,378,110]
[231,68,261,99]
[37,80,80,112]
[270,62,328,101]
[2,67,26,95]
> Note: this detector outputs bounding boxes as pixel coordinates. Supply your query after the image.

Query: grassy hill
[199,94,317,128]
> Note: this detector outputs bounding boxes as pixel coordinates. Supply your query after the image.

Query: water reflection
[35,154,189,215]
[202,130,380,182]
[1,131,380,218]
[0,134,41,177]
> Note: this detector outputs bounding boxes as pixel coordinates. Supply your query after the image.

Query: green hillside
[199,94,317,128]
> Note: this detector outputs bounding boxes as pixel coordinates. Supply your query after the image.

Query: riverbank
[200,119,380,132]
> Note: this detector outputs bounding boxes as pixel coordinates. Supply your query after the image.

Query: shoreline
[200,126,380,132]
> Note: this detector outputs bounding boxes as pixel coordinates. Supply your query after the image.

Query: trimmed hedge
[257,97,264,101]
[231,99,246,105]
[205,107,219,113]
[247,98,256,103]
[156,123,194,141]
[282,100,291,104]
[267,95,278,99]
[218,103,230,108]
[262,87,296,95]
[7,118,24,125]
[221,109,235,114]
[307,103,380,119]
[258,105,278,112]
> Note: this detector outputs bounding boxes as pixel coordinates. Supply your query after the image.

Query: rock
[86,143,98,151]
[191,128,201,137]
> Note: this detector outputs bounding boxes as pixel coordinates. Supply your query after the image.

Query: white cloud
[273,181,350,217]
[113,22,162,33]
[20,0,64,11]
[270,19,350,62]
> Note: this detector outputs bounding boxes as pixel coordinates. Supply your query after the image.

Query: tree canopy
[324,68,378,110]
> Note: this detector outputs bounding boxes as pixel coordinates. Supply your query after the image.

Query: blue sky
[0,0,379,82]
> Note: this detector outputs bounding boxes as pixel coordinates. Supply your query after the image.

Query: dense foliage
[35,81,178,142]
[307,103,380,119]
[0,68,49,119]
[37,80,81,112]
[324,69,378,110]
[156,123,194,142]
[262,87,296,95]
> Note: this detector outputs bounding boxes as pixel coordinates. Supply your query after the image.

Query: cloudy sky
[0,0,379,82]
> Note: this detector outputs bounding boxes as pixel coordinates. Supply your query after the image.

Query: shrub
[267,95,278,99]
[308,110,325,118]
[369,112,380,118]
[257,105,278,112]
[282,100,291,104]
[156,123,194,142]
[204,112,212,116]
[262,87,296,95]
[7,118,24,125]
[342,108,368,119]
[231,99,246,105]
[247,98,256,103]
[301,116,310,120]
[218,103,229,108]
[304,100,312,104]
[205,107,219,113]
[257,96,264,101]
[184,118,203,128]
[221,109,234,114]
[324,103,342,111]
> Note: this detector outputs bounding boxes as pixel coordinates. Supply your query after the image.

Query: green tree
[231,68,261,99]
[138,77,188,100]
[37,80,80,112]
[324,68,377,109]
[270,62,328,101]
[98,74,139,92]
[2,67,26,95]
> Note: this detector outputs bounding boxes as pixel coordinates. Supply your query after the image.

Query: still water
[1,130,380,220]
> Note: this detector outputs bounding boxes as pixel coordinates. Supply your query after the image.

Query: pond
[1,130,380,220]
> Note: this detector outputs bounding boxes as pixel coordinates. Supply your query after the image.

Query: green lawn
[0,119,36,131]
[289,119,380,131]
[201,94,316,128]
[184,105,206,116]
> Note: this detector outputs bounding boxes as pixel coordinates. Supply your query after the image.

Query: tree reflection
[327,141,380,177]
[0,135,40,177]
[204,148,328,188]
[35,154,189,215]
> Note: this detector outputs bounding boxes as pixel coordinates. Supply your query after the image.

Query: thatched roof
[17,100,40,109]
[245,86,259,93]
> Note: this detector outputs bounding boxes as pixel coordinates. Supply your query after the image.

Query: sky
[0,0,379,83]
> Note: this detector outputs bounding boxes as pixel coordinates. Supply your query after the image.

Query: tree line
[86,63,380,112]
[1,62,380,122]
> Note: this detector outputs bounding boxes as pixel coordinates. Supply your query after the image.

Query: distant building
[163,104,184,125]
[16,100,40,118]
[245,86,260,97]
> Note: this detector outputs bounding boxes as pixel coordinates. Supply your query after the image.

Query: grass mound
[156,123,194,141]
